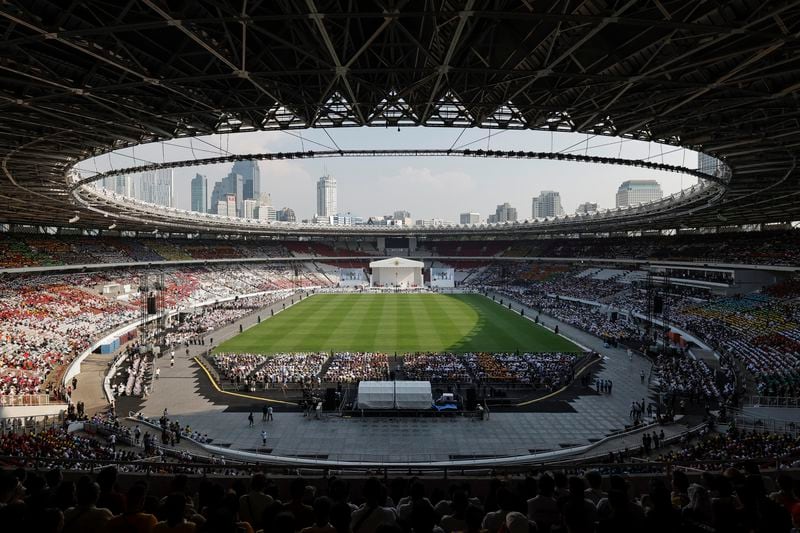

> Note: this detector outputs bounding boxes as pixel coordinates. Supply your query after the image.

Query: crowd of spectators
[651,355,725,403]
[659,427,800,467]
[3,457,800,532]
[0,276,138,399]
[323,352,390,383]
[0,264,334,401]
[401,352,578,386]
[163,289,297,346]
[211,353,329,389]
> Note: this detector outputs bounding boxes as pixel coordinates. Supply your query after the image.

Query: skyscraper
[209,171,244,216]
[531,190,564,219]
[316,174,337,217]
[139,168,173,207]
[190,173,207,213]
[233,160,261,201]
[616,180,663,207]
[491,202,517,223]
[575,202,598,215]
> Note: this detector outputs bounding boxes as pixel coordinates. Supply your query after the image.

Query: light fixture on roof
[108,223,117,230]
[68,214,80,224]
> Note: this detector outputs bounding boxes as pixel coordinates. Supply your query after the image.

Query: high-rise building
[209,171,244,216]
[531,190,564,219]
[616,179,663,207]
[492,202,517,223]
[216,200,228,217]
[316,174,337,217]
[575,202,598,215]
[138,168,173,207]
[276,207,296,222]
[243,199,258,219]
[103,175,136,198]
[460,212,480,225]
[233,160,261,201]
[190,173,207,213]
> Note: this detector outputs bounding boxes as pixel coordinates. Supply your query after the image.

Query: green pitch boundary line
[194,356,296,406]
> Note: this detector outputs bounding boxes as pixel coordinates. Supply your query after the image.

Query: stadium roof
[1,1,799,236]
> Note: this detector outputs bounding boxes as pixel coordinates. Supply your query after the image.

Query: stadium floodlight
[68,214,80,223]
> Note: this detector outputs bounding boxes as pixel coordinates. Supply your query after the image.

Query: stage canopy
[356,381,433,409]
[370,257,424,287]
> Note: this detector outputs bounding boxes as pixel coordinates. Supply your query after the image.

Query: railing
[0,394,59,407]
[746,396,800,408]
[731,410,800,438]
[1,453,797,479]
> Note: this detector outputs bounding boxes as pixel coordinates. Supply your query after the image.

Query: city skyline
[84,127,698,222]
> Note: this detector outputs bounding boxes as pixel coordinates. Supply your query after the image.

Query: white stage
[369,257,424,288]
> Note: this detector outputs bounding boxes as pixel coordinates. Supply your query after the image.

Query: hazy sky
[81,127,699,222]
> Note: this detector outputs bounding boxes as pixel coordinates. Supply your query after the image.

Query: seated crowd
[0,264,334,400]
[212,353,328,389]
[323,352,390,383]
[3,452,800,532]
[651,355,726,404]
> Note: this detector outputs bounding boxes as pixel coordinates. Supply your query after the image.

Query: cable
[454,128,510,150]
[558,134,596,154]
[321,127,342,152]
[279,130,336,151]
[448,128,467,151]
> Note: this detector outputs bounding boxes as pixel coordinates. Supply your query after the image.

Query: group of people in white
[212,352,328,388]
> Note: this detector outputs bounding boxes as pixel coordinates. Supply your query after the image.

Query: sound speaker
[323,388,337,410]
[466,388,477,411]
[146,296,157,315]
[610,311,618,322]
[653,296,663,314]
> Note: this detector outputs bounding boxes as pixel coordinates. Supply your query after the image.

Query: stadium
[1,2,800,532]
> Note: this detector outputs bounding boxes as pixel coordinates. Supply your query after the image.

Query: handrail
[746,395,800,408]
[0,394,60,407]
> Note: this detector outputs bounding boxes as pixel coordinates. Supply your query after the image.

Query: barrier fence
[0,393,59,407]
[747,395,800,408]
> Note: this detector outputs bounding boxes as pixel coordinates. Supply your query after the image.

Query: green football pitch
[213,293,581,354]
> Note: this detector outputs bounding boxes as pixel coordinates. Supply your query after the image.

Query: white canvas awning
[356,381,433,409]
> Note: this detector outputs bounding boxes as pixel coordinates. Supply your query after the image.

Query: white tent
[356,381,433,409]
[356,381,395,409]
[370,257,424,287]
[395,381,433,409]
